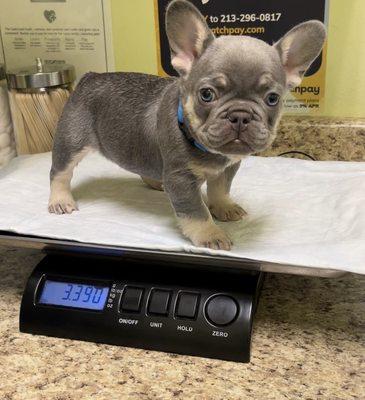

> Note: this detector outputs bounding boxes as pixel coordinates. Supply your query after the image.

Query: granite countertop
[0,247,364,400]
[261,116,365,161]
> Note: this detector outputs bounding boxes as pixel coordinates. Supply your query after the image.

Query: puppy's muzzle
[227,110,252,133]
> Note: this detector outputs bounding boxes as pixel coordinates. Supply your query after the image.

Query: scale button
[205,295,238,326]
[175,292,199,319]
[148,289,171,316]
[120,287,144,313]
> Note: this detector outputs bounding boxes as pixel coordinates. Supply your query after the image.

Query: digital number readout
[39,280,109,310]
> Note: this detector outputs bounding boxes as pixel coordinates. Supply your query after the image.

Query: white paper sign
[0,0,114,80]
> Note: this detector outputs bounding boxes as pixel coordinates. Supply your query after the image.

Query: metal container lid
[6,58,75,89]
[0,64,5,81]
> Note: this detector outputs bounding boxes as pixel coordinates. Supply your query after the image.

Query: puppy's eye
[266,93,280,106]
[200,88,215,103]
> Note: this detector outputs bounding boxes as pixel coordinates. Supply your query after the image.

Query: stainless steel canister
[0,64,16,166]
[7,58,76,154]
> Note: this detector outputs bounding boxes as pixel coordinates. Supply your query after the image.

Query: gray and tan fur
[49,0,326,250]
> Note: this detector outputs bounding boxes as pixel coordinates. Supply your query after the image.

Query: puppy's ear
[166,0,214,76]
[275,21,326,89]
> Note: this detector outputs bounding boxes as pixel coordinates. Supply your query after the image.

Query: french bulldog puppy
[49,0,326,250]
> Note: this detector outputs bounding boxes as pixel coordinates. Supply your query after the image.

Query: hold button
[175,292,199,319]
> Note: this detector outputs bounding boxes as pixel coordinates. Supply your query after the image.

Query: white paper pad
[0,152,364,275]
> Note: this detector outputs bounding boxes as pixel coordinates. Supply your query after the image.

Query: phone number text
[207,13,282,24]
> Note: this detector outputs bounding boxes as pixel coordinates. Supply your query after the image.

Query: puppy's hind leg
[48,147,91,214]
[141,176,164,191]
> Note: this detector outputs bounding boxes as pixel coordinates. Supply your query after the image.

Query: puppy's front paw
[209,202,247,222]
[48,193,78,215]
[195,227,232,250]
[178,217,232,250]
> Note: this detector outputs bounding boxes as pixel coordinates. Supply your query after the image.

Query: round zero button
[205,295,238,326]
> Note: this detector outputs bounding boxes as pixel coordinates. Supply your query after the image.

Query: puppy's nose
[227,111,252,131]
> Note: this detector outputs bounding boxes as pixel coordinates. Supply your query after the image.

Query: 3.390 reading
[61,283,104,304]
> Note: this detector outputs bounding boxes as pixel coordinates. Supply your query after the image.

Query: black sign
[156,0,326,77]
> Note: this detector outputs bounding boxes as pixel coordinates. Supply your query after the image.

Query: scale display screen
[39,280,109,310]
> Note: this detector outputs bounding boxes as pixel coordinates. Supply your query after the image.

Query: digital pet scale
[1,232,268,363]
[0,230,344,363]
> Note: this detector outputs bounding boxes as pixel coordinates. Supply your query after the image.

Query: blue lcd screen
[39,280,109,310]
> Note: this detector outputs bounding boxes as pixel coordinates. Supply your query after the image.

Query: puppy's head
[166,0,326,155]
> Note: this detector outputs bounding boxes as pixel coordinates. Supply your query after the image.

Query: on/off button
[205,295,238,327]
[120,287,144,313]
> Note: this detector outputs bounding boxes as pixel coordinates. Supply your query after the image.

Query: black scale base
[20,254,264,363]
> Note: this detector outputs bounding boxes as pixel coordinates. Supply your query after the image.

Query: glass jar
[0,64,16,167]
[7,58,75,154]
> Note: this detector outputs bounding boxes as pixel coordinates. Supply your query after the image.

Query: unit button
[175,292,199,319]
[205,295,238,326]
[148,289,171,315]
[120,287,144,313]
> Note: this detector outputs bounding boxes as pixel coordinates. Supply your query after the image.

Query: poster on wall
[0,0,114,81]
[155,0,329,115]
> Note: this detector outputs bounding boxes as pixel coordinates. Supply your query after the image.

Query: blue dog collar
[177,100,208,153]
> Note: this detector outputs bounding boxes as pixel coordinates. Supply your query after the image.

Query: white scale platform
[0,152,364,277]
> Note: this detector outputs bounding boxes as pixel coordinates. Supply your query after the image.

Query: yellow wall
[110,0,157,75]
[325,0,365,118]
[110,0,365,118]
